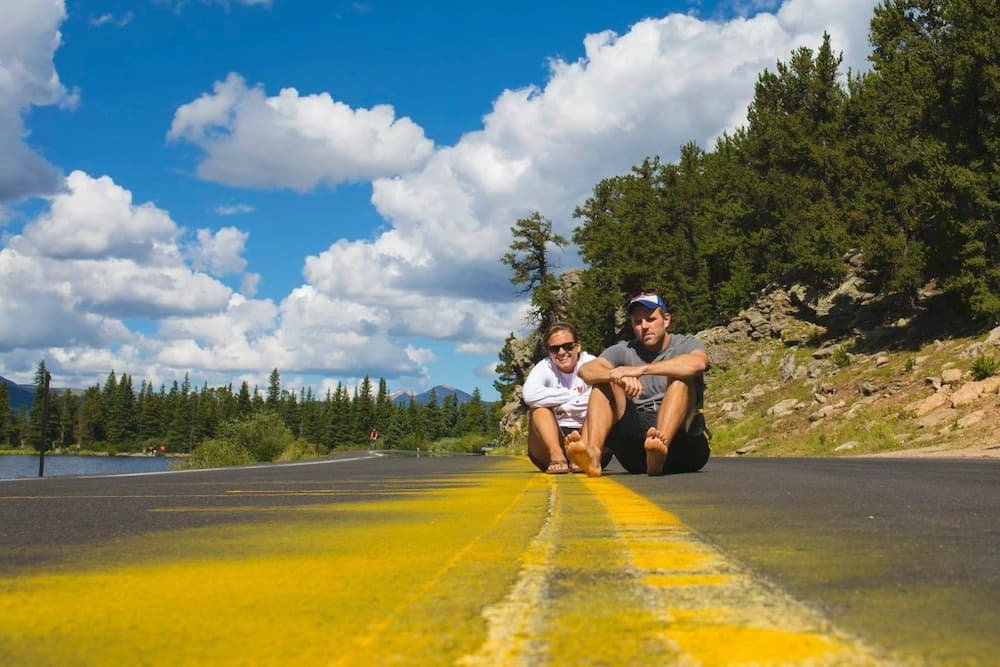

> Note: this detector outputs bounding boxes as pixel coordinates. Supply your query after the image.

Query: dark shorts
[606,400,710,474]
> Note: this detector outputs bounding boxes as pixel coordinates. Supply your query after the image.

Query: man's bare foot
[644,427,668,476]
[565,431,603,477]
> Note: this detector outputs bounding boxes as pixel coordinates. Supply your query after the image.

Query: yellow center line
[585,478,882,666]
[331,473,548,666]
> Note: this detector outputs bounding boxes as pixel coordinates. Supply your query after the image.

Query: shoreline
[0,449,187,458]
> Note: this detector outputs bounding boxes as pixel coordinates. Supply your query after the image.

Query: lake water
[0,454,174,480]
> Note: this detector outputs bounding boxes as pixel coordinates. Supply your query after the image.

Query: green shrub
[457,433,494,453]
[831,347,851,369]
[394,433,431,451]
[277,439,320,462]
[216,412,296,462]
[971,355,999,381]
[184,438,254,469]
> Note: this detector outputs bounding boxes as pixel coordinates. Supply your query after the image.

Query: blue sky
[0,0,877,399]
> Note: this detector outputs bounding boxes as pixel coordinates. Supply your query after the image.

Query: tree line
[1,363,498,457]
[497,0,997,399]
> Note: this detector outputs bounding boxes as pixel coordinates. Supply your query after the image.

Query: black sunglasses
[548,342,577,354]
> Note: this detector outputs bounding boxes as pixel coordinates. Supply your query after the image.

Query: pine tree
[0,380,9,448]
[493,334,524,404]
[57,390,77,448]
[139,382,161,441]
[423,388,443,441]
[107,373,135,445]
[75,386,104,445]
[281,389,300,436]
[501,212,569,332]
[385,397,409,449]
[266,369,281,409]
[27,361,52,450]
[165,381,187,451]
[441,394,459,438]
[852,0,999,317]
[237,381,252,418]
[459,388,488,436]
[326,383,352,449]
[375,378,392,434]
[354,376,375,444]
[300,387,324,445]
[101,370,117,441]
[406,397,424,444]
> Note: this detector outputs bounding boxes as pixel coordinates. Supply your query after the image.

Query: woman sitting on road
[522,322,604,474]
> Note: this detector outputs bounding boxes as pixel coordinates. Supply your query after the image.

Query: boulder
[985,325,1000,348]
[779,354,797,383]
[767,398,801,417]
[941,368,963,384]
[915,407,959,429]
[956,410,986,429]
[809,405,836,422]
[964,342,985,359]
[911,390,951,416]
[950,377,1000,407]
[813,346,836,359]
[982,376,1000,394]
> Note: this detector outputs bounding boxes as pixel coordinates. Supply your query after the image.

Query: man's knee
[593,382,628,417]
[666,379,692,399]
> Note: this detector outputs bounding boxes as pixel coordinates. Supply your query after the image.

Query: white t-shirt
[522,352,595,429]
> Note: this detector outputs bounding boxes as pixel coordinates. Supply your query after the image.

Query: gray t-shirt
[599,333,706,415]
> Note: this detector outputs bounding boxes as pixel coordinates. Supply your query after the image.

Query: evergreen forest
[0,363,498,464]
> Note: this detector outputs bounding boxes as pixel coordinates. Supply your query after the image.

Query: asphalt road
[1,453,997,665]
[616,456,1000,665]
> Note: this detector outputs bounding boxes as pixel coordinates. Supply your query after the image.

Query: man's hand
[579,358,643,397]
[611,375,642,398]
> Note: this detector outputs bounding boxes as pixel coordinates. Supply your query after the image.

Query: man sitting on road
[522,322,605,474]
[567,290,710,477]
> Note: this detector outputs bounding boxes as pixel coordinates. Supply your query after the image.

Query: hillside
[0,376,34,413]
[390,385,474,406]
[699,279,1000,458]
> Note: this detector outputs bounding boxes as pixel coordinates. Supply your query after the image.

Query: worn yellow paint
[0,460,548,666]
[584,478,880,666]
[1,458,881,666]
[642,573,734,588]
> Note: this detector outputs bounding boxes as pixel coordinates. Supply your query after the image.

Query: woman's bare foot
[644,427,669,476]
[565,431,603,477]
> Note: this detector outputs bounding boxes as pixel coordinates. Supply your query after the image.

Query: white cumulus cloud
[0,171,233,355]
[0,0,75,202]
[189,226,249,277]
[23,171,178,261]
[167,73,434,190]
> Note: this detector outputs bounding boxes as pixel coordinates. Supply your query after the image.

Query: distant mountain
[0,375,35,413]
[390,385,474,406]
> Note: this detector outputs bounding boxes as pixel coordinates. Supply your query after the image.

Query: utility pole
[38,370,51,478]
